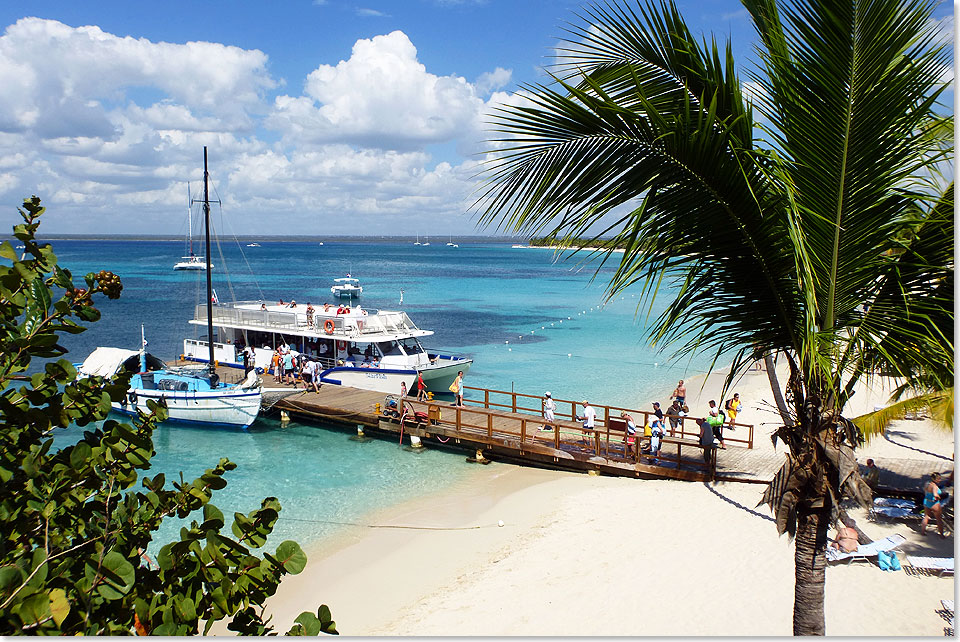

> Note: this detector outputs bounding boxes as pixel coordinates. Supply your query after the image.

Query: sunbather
[831,517,859,553]
[921,472,946,539]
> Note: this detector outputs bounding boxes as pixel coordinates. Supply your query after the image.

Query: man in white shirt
[578,400,596,448]
[541,392,556,431]
[301,358,320,393]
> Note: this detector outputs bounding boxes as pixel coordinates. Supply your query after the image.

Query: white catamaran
[81,148,263,427]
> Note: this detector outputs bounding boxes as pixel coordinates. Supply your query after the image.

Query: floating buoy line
[277,516,502,531]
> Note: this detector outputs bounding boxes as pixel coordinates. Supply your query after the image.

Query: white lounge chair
[825,533,906,564]
[907,556,955,576]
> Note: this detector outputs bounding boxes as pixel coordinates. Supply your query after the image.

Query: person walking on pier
[706,400,725,449]
[724,393,742,429]
[416,370,428,402]
[450,371,465,407]
[541,392,556,431]
[242,345,255,377]
[400,380,408,398]
[301,358,320,393]
[666,399,682,435]
[577,400,596,447]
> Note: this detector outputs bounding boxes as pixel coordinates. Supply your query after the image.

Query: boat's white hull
[112,387,261,427]
[173,264,208,271]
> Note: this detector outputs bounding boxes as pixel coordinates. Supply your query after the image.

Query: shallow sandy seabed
[259,365,955,637]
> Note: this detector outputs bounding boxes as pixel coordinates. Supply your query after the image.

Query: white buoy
[654,362,658,367]
[567,317,571,319]
[508,348,512,351]
[505,340,509,344]
[550,323,554,326]
[541,326,545,329]
[498,520,505,527]
[567,353,572,357]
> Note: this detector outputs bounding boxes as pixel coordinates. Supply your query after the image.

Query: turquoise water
[36,238,718,549]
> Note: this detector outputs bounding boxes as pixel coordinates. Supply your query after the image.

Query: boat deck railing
[194,303,422,338]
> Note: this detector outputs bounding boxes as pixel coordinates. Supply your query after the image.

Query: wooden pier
[201,362,950,489]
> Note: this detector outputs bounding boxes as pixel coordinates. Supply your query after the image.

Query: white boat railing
[193,303,422,338]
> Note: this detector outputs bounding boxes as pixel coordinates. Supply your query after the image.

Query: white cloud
[268,31,488,150]
[0,17,276,138]
[475,67,512,96]
[0,20,520,234]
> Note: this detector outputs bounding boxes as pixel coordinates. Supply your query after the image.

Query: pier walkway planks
[250,376,948,492]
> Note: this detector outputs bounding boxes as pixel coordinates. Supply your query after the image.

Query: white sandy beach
[263,364,955,637]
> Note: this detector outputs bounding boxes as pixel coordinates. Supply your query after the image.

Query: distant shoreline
[513,244,626,253]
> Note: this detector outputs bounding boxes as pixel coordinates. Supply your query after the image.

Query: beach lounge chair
[906,556,955,577]
[824,533,906,564]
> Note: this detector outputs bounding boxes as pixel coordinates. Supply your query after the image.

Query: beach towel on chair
[878,550,901,571]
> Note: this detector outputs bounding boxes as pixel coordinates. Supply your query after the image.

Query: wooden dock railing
[395,397,718,479]
[463,385,754,449]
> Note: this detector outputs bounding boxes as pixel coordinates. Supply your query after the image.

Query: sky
[0,0,953,237]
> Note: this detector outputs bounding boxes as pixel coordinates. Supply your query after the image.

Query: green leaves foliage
[0,198,334,635]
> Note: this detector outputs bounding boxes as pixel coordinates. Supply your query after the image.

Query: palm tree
[478,0,953,634]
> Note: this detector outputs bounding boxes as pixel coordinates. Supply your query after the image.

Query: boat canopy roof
[78,348,166,377]
[78,348,140,377]
[333,277,360,283]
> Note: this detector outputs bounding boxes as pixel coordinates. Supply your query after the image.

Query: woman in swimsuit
[921,472,946,538]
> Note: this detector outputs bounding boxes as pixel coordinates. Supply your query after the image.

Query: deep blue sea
[33,237,718,550]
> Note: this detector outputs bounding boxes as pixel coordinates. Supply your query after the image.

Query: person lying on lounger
[830,517,859,552]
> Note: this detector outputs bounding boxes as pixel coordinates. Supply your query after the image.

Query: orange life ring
[323,319,335,334]
[336,340,347,352]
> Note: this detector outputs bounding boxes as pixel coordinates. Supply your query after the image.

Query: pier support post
[280,410,290,424]
[409,435,423,448]
[357,424,365,438]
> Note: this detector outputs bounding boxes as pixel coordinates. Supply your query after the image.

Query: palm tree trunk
[793,503,830,635]
[764,351,794,427]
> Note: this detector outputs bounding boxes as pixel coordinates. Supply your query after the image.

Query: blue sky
[0,0,952,236]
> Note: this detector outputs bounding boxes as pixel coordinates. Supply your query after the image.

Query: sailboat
[446,234,458,247]
[413,233,421,246]
[422,235,431,246]
[173,183,214,270]
[80,148,262,427]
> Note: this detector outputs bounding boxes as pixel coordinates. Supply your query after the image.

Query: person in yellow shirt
[724,393,742,429]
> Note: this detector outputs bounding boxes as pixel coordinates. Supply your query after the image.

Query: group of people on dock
[532,379,744,459]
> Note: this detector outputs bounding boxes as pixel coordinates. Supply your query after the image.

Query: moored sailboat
[82,148,263,427]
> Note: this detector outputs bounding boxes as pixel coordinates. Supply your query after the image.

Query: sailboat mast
[187,182,193,256]
[202,147,217,384]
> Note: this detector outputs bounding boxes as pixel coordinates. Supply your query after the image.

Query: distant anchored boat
[331,275,363,298]
[173,182,213,270]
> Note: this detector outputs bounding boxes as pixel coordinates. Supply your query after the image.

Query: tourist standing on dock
[242,345,255,376]
[416,370,428,402]
[578,400,596,446]
[400,381,407,398]
[301,358,320,392]
[541,392,556,431]
[724,393,742,428]
[666,399,682,435]
[281,350,294,385]
[707,400,725,449]
[306,303,315,327]
[450,371,465,407]
[672,380,686,405]
[621,411,637,456]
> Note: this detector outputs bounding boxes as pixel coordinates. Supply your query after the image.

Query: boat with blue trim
[79,147,263,427]
[181,301,473,395]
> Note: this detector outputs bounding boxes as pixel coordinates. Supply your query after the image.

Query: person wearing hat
[576,400,596,447]
[540,391,556,431]
[650,402,665,457]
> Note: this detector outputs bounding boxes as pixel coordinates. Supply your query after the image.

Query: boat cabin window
[398,337,424,355]
[377,341,403,356]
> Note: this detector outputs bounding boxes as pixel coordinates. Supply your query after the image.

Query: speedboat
[77,346,261,427]
[246,242,261,247]
[180,301,473,395]
[331,275,362,298]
